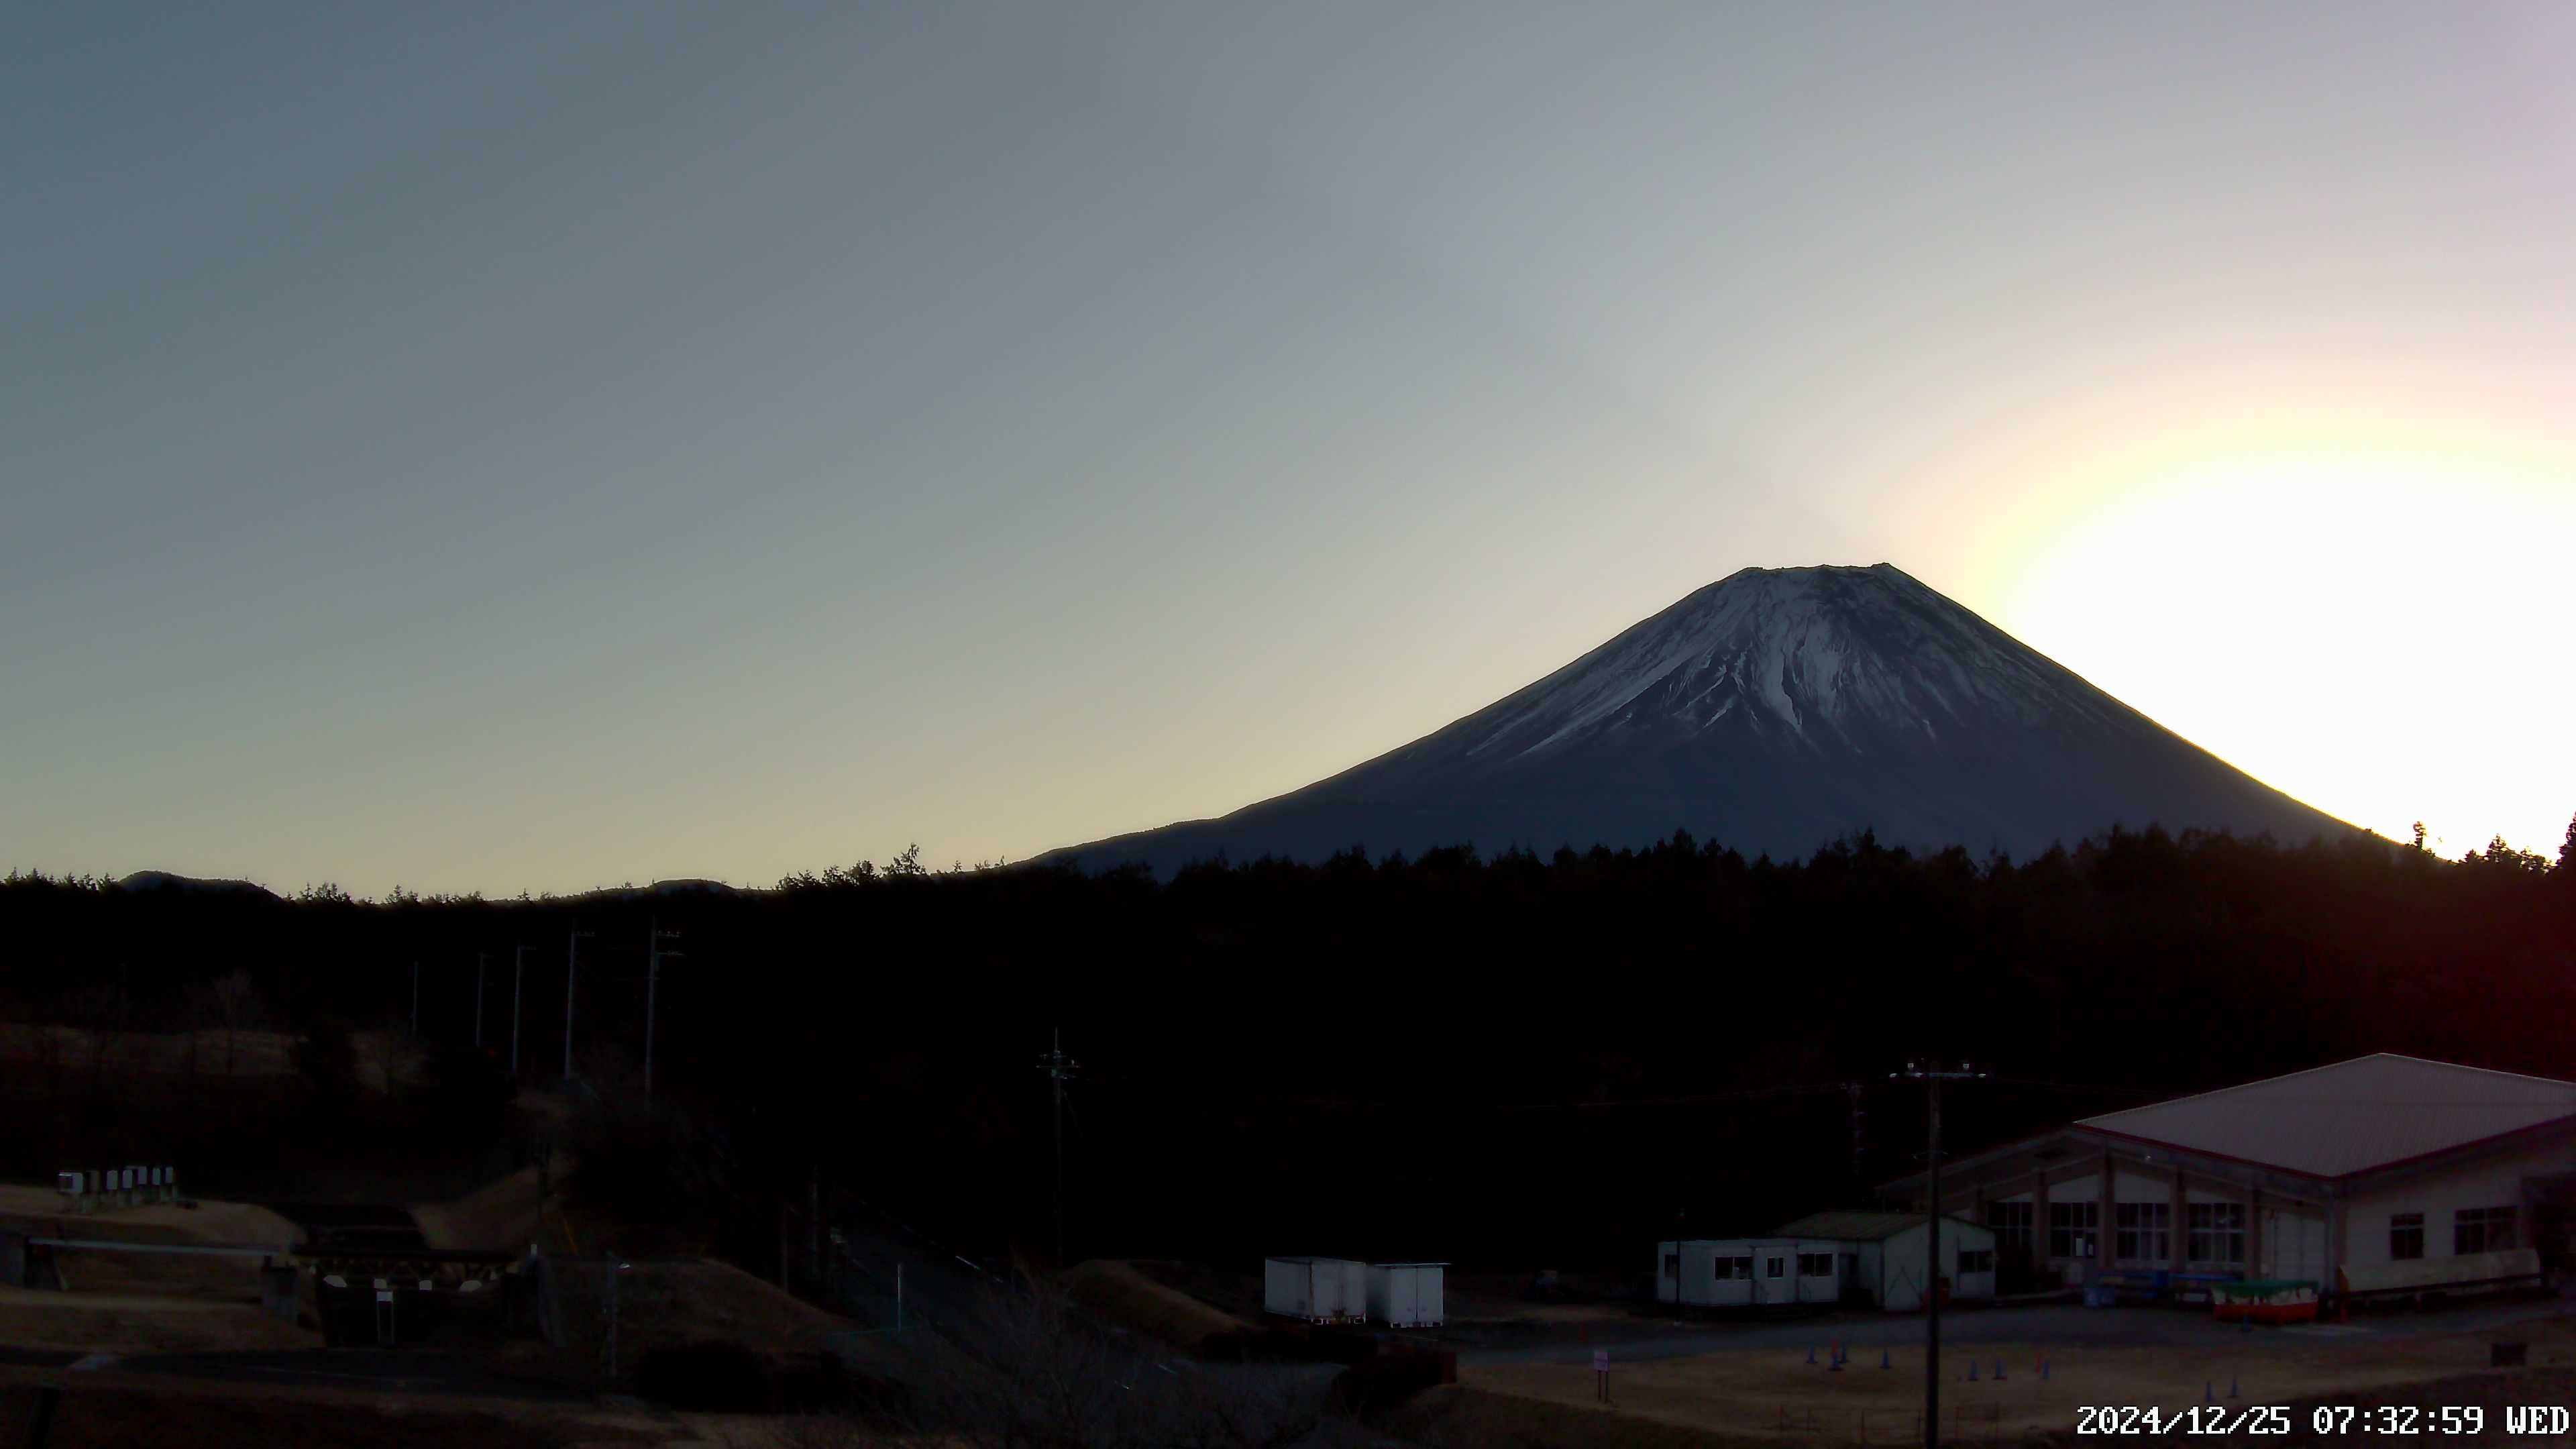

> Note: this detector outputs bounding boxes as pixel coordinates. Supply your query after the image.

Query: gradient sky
[7,3,2571,897]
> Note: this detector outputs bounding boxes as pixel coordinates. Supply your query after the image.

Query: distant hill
[1042,563,2356,875]
[115,871,280,900]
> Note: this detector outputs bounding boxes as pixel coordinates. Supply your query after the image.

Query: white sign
[376,1291,393,1303]
[1593,1350,1609,1372]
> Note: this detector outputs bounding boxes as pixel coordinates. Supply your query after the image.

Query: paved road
[1452,1295,2576,1366]
[59,1347,587,1399]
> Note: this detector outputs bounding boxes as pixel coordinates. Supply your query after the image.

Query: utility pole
[1846,1080,1865,1183]
[411,961,420,1040]
[564,928,594,1081]
[1035,1028,1081,1266]
[511,945,529,1077]
[643,918,681,1095]
[474,952,487,1050]
[1892,1060,1987,1449]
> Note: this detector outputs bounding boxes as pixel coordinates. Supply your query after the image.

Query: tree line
[3,814,2572,1273]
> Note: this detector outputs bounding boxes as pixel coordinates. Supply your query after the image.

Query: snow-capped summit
[1044,563,2353,875]
[1453,562,2136,763]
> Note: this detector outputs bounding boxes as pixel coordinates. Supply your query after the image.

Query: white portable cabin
[1265,1257,1369,1324]
[1656,1238,1847,1307]
[1773,1212,1997,1311]
[1366,1262,1447,1328]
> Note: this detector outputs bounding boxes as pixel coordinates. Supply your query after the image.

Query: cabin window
[2390,1213,2424,1260]
[1985,1201,2033,1250]
[2455,1206,2516,1254]
[1797,1252,1833,1277]
[1957,1248,1994,1273]
[1766,1255,1786,1279]
[2188,1203,2246,1263]
[2116,1203,2171,1263]
[1663,1253,1678,1279]
[1715,1255,1752,1280]
[2048,1201,2098,1258]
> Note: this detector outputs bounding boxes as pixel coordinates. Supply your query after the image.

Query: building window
[2116,1203,2171,1263]
[1986,1201,2033,1251]
[2390,1213,2423,1260]
[2188,1203,2246,1263]
[1717,1254,1752,1280]
[1957,1248,1994,1273]
[2455,1207,2516,1254]
[1664,1254,1678,1279]
[2048,1201,2099,1258]
[1767,1255,1786,1279]
[1797,1252,1834,1277]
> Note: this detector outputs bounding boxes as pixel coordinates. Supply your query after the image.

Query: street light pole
[643,918,681,1095]
[1894,1059,1987,1449]
[511,945,529,1076]
[1035,1028,1081,1266]
[564,927,594,1081]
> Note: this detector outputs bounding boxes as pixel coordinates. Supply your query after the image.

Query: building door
[2262,1208,2316,1283]
[2528,1173,2576,1279]
[1759,1250,1792,1305]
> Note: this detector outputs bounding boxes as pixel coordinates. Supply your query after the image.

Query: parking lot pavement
[1454,1295,2576,1366]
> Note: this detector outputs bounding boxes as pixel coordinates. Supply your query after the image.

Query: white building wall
[1877,1221,1997,1311]
[2343,1138,2576,1273]
[1664,1239,1845,1307]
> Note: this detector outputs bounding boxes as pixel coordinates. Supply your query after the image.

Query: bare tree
[209,969,267,1077]
[60,982,127,1101]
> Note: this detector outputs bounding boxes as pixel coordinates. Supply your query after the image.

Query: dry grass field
[1057,1259,1250,1348]
[0,1182,311,1350]
[414,1163,551,1252]
[1461,1316,2576,1444]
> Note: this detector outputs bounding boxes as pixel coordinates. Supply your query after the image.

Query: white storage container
[1366,1262,1447,1328]
[1264,1256,1368,1323]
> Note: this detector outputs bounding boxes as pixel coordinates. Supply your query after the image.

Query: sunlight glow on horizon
[1989,425,2575,861]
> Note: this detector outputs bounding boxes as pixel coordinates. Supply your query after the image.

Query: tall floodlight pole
[411,961,421,1040]
[511,945,529,1076]
[1893,1060,1987,1449]
[474,953,487,1050]
[643,918,681,1095]
[564,927,594,1081]
[1035,1028,1081,1266]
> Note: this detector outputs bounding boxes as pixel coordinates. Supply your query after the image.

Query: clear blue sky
[7,2,2571,896]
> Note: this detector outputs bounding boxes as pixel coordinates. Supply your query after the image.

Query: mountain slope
[1044,564,2353,875]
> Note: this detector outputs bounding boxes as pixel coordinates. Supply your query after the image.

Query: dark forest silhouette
[5,816,2572,1276]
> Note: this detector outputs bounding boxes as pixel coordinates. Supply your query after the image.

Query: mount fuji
[1042,564,2355,875]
